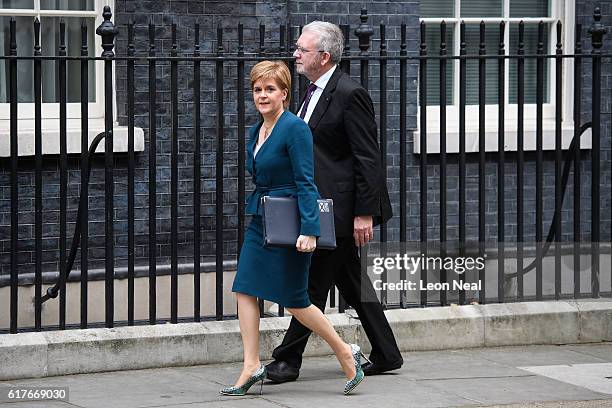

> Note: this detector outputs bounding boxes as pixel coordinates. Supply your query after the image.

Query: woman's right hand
[296,235,316,252]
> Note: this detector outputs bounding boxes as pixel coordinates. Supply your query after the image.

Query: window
[0,0,100,118]
[0,0,144,156]
[415,0,587,153]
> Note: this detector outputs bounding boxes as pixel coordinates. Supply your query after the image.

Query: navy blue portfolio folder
[261,196,337,250]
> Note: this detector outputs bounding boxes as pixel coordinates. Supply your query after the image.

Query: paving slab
[155,399,281,408]
[1,344,612,408]
[0,402,78,408]
[470,400,612,408]
[1,367,224,408]
[421,375,608,406]
[564,343,612,362]
[260,375,477,408]
[396,349,530,380]
[518,363,612,395]
[461,345,609,367]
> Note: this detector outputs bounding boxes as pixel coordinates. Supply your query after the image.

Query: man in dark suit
[266,21,403,381]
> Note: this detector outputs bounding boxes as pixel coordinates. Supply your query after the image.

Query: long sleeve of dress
[286,121,321,237]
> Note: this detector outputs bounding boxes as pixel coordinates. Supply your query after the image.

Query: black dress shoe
[265,360,300,383]
[362,359,403,376]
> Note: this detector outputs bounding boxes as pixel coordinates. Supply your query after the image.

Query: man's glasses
[294,45,325,55]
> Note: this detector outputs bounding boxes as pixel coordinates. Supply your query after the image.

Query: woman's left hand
[296,235,317,252]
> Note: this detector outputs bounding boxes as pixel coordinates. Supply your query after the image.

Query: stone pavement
[1,343,612,408]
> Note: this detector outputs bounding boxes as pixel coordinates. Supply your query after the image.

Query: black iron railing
[0,6,610,333]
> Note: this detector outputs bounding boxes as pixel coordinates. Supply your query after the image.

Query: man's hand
[353,215,373,247]
[296,235,317,252]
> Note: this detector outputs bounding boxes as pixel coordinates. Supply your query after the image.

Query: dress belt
[255,183,297,193]
[252,183,297,215]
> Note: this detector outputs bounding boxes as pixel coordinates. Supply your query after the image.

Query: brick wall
[0,0,610,279]
[576,0,612,243]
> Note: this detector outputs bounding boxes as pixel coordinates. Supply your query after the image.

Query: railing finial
[355,8,373,55]
[96,5,118,58]
[588,7,607,51]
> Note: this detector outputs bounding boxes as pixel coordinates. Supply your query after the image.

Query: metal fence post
[96,6,118,328]
[354,8,373,312]
[9,17,18,334]
[588,7,607,298]
[355,8,373,89]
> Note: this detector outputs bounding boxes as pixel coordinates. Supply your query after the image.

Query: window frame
[415,0,581,153]
[0,0,107,120]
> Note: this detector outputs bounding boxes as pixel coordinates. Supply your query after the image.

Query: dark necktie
[299,82,318,119]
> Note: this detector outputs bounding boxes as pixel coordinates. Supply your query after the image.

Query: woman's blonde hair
[250,61,291,108]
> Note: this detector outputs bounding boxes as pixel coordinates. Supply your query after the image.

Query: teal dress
[232,110,321,308]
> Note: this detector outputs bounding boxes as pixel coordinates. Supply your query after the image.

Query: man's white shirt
[298,65,337,124]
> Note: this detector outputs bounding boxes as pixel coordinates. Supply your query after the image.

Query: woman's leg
[286,305,356,380]
[234,293,262,386]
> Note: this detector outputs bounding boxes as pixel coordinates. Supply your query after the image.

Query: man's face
[294,30,323,79]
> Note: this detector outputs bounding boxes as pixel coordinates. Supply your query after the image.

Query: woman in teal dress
[219,61,364,396]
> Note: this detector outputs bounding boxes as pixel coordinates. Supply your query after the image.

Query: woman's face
[252,77,287,117]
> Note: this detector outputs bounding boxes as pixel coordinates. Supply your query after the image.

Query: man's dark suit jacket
[301,67,393,238]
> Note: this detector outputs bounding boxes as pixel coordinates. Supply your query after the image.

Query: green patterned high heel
[219,364,266,396]
[344,344,365,395]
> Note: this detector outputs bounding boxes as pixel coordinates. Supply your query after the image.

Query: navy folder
[261,196,337,250]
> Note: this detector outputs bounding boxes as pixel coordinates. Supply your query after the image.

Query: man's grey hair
[302,21,344,64]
